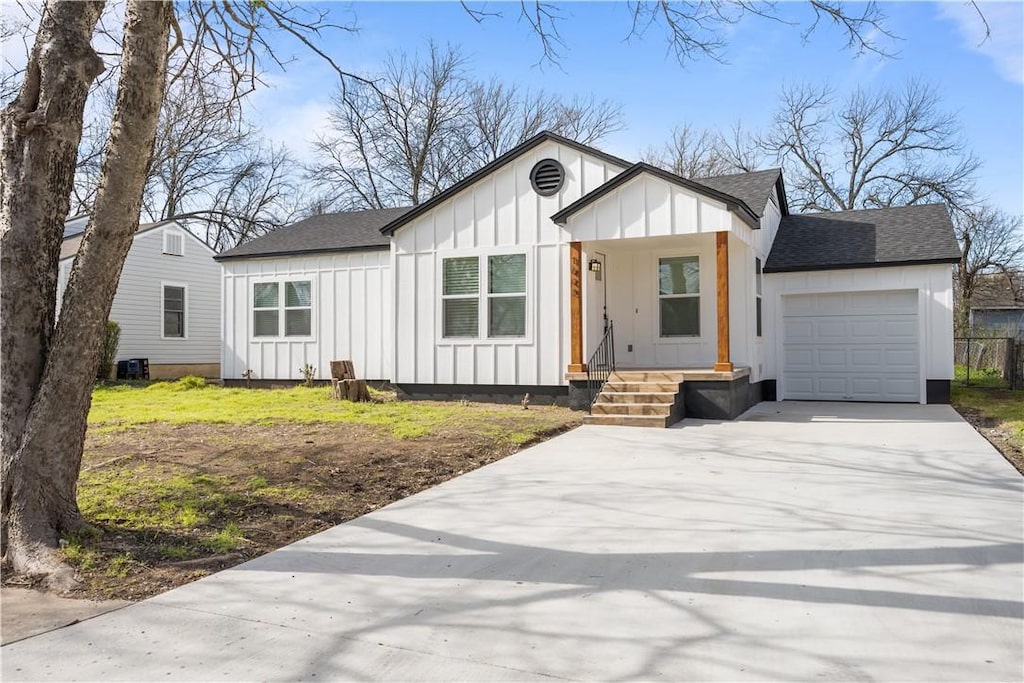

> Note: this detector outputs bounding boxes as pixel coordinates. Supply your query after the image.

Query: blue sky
[251,2,1021,217]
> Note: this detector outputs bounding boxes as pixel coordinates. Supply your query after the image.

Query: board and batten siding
[392,139,627,387]
[221,249,391,382]
[58,224,221,365]
[763,263,955,385]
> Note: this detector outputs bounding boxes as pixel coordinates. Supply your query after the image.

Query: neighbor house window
[441,253,528,339]
[658,256,700,337]
[253,280,312,337]
[163,230,184,256]
[755,257,763,337]
[488,254,526,337]
[163,285,185,338]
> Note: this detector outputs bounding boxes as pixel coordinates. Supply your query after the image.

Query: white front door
[782,290,921,402]
[632,252,656,366]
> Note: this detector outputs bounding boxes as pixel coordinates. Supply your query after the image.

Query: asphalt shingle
[693,168,784,218]
[764,203,961,273]
[216,207,411,260]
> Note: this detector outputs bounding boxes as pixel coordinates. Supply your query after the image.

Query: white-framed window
[658,255,700,337]
[440,251,528,340]
[253,280,312,338]
[442,257,480,338]
[162,283,186,339]
[755,257,763,337]
[163,229,184,256]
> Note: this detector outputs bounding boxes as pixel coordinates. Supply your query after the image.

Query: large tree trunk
[1,0,172,586]
[1,0,106,563]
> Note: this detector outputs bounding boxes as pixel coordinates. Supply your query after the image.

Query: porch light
[588,259,602,274]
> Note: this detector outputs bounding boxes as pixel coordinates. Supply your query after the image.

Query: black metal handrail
[586,321,615,413]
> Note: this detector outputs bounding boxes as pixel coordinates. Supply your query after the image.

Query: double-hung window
[755,257,763,337]
[163,285,185,338]
[441,253,527,339]
[658,256,700,337]
[253,280,312,337]
[488,254,526,337]
[442,257,480,338]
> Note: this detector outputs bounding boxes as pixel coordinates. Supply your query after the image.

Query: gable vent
[530,159,565,196]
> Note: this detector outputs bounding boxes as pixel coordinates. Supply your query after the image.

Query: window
[488,254,526,337]
[163,285,185,338]
[441,253,528,340]
[658,256,700,337]
[442,257,479,338]
[755,257,763,337]
[163,230,184,256]
[253,280,312,338]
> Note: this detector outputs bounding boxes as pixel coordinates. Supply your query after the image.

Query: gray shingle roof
[764,203,961,273]
[216,207,412,261]
[692,168,784,218]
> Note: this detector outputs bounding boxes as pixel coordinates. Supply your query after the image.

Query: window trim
[162,228,185,257]
[251,278,315,341]
[656,254,701,339]
[160,281,188,340]
[436,247,532,345]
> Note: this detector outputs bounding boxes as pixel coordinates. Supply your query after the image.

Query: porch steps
[582,371,685,428]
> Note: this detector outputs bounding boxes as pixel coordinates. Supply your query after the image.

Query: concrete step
[597,392,677,404]
[603,381,681,393]
[609,371,687,383]
[583,414,673,428]
[591,402,673,416]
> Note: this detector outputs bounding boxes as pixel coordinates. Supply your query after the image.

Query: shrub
[172,375,209,390]
[97,321,120,380]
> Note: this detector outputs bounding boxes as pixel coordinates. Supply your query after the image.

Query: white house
[217,132,960,426]
[59,216,222,379]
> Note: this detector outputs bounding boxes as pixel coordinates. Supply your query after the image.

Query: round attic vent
[530,159,565,196]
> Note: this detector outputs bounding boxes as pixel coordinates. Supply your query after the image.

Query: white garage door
[782,290,920,402]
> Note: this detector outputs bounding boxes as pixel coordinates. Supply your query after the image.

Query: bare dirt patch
[3,410,579,602]
[954,403,1024,475]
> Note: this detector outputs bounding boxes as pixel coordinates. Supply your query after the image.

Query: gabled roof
[550,162,761,229]
[379,131,633,236]
[59,217,209,261]
[764,203,961,273]
[216,207,411,261]
[693,168,788,217]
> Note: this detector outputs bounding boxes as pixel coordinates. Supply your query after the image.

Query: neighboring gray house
[59,216,222,378]
[217,132,961,426]
[970,307,1024,338]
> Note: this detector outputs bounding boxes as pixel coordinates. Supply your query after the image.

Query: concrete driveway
[3,402,1022,681]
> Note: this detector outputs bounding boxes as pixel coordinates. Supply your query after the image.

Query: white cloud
[938,1,1024,85]
[250,97,333,164]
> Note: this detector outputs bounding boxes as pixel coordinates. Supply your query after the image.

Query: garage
[782,290,920,402]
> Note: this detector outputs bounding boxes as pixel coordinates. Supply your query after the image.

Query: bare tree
[309,42,471,209]
[0,0,359,584]
[643,124,737,178]
[954,206,1024,333]
[758,80,980,213]
[311,47,624,210]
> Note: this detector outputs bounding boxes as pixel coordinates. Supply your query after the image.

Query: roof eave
[215,244,390,262]
[763,256,960,274]
[552,163,760,230]
[379,131,633,236]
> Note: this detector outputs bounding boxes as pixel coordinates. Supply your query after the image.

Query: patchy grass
[88,378,556,441]
[952,384,1024,473]
[0,381,581,601]
[953,364,1009,389]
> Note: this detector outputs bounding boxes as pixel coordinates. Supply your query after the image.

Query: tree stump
[329,360,370,401]
[332,378,371,402]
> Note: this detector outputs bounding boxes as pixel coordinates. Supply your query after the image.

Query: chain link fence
[954,337,1024,389]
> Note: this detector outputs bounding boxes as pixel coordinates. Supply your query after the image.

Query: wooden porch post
[568,241,585,373]
[713,231,734,372]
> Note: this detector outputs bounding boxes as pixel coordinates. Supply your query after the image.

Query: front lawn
[952,384,1024,474]
[4,379,580,600]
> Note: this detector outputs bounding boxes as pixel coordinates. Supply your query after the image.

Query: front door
[631,252,656,366]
